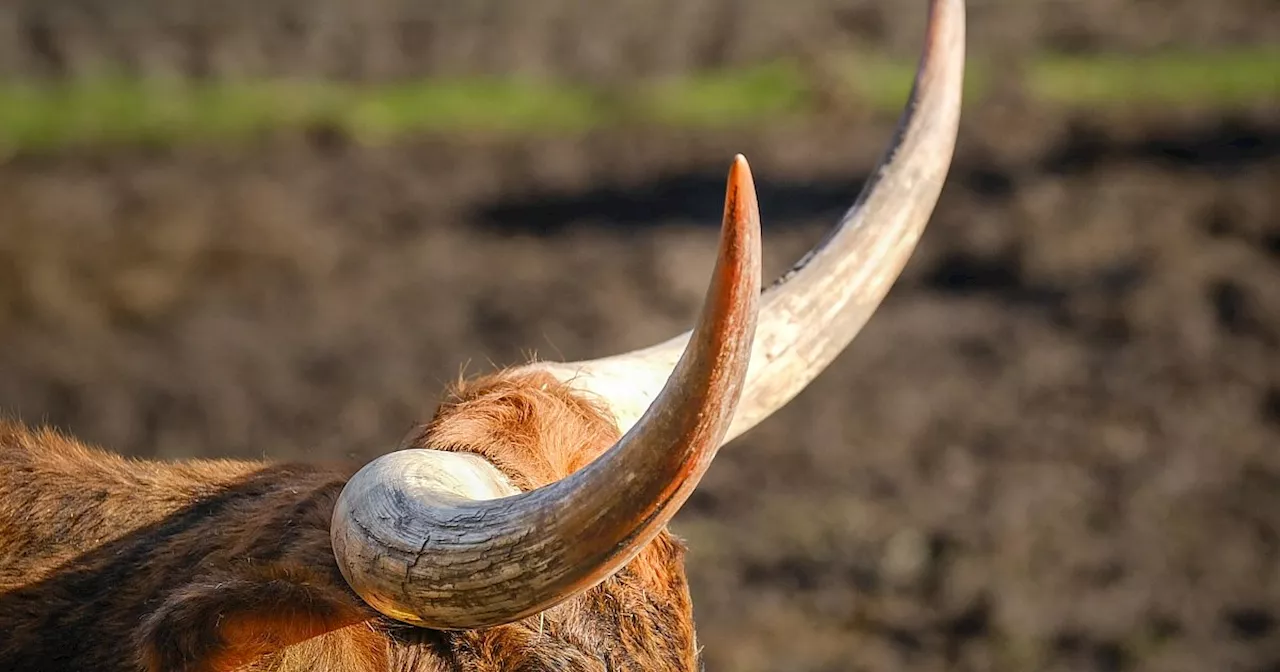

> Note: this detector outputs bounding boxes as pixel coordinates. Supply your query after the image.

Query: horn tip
[726,154,756,199]
[723,154,759,237]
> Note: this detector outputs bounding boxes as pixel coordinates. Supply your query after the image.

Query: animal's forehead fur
[413,370,624,491]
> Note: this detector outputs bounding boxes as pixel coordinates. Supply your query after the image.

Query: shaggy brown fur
[0,371,699,671]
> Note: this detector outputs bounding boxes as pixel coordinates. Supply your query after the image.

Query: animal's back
[0,419,358,671]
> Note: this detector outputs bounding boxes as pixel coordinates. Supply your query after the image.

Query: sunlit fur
[0,371,699,671]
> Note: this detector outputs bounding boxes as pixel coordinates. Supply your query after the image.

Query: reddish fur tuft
[404,370,623,489]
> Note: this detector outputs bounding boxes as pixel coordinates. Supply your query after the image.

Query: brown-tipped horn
[526,0,966,442]
[330,156,762,630]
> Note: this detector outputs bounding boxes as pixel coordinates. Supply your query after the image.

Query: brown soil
[3,0,1278,80]
[2,101,1278,671]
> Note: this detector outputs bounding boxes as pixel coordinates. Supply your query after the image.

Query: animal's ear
[136,564,384,672]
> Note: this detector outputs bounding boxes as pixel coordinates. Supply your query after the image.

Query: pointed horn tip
[723,153,759,240]
[727,154,753,190]
[923,0,966,66]
[713,152,762,331]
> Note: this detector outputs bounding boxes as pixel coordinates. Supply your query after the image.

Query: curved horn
[331,157,762,629]
[525,0,966,442]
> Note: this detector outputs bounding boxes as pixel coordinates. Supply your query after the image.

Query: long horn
[331,157,762,629]
[525,0,965,442]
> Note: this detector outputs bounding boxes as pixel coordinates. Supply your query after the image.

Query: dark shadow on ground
[474,117,1280,235]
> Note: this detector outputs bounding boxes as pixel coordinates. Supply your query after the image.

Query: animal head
[329,0,964,659]
[0,2,965,670]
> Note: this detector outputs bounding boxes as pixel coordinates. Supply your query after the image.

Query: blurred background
[1,0,1277,670]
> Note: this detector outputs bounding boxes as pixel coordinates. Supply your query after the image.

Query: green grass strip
[0,48,1276,152]
[1031,50,1280,105]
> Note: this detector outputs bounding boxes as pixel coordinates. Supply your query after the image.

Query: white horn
[525,0,966,443]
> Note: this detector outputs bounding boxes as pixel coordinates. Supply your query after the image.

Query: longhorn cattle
[0,1,964,669]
